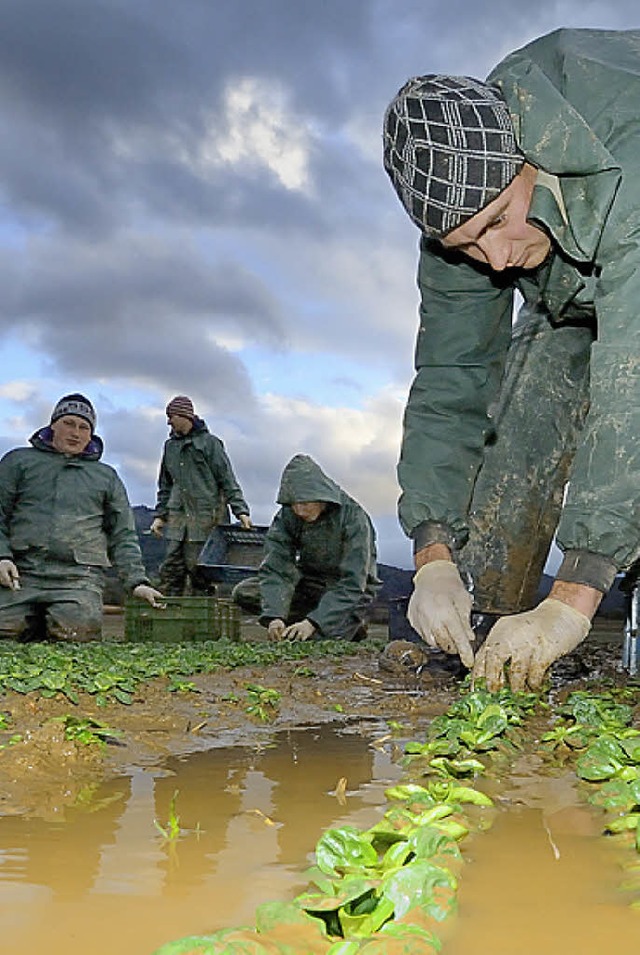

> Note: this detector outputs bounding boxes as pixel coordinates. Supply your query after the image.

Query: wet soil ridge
[152,684,640,954]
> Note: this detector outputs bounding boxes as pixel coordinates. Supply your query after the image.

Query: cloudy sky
[0,0,638,569]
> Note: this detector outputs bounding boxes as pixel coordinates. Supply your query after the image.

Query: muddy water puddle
[2,723,640,954]
[446,755,640,953]
[0,721,402,955]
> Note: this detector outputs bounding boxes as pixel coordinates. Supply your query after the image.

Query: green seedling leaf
[446,785,493,807]
[381,840,413,872]
[297,877,377,912]
[604,813,640,834]
[409,827,461,863]
[620,737,640,764]
[326,942,361,955]
[428,756,485,778]
[360,920,442,954]
[384,784,435,805]
[576,737,628,781]
[315,828,378,876]
[589,778,640,812]
[381,859,456,920]
[341,895,396,939]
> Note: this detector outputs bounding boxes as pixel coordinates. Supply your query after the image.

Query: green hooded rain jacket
[399,28,640,592]
[155,419,250,543]
[0,428,148,590]
[259,455,380,637]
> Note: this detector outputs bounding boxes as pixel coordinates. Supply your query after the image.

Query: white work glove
[0,559,20,590]
[132,584,165,607]
[268,619,286,641]
[150,517,166,539]
[282,619,316,641]
[407,560,475,668]
[238,514,253,530]
[472,597,592,693]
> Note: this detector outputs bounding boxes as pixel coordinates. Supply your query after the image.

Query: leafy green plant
[168,676,199,694]
[51,715,123,748]
[245,683,281,722]
[154,789,182,843]
[0,636,381,706]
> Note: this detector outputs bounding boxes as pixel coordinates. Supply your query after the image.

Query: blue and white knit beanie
[383,74,524,237]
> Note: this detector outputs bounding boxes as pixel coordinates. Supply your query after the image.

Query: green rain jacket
[259,455,380,635]
[155,418,250,543]
[0,428,148,589]
[399,27,640,592]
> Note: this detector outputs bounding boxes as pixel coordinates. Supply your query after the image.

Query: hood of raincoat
[29,426,104,460]
[276,455,342,506]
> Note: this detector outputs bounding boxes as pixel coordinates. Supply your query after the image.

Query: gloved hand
[239,514,253,530]
[132,584,165,607]
[268,618,286,641]
[0,559,20,590]
[150,517,166,539]
[282,619,316,641]
[407,560,475,668]
[472,597,592,693]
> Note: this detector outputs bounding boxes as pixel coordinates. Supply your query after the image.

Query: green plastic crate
[124,596,240,642]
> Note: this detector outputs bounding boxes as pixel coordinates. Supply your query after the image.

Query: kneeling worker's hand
[133,584,165,607]
[268,618,286,641]
[408,560,475,668]
[282,619,316,641]
[0,559,20,590]
[472,598,591,693]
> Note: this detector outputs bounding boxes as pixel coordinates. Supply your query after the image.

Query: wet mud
[0,617,639,954]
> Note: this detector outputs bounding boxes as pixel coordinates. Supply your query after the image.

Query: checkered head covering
[383,74,524,237]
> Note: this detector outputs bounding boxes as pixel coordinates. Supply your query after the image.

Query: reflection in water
[1,726,640,955]
[0,722,400,955]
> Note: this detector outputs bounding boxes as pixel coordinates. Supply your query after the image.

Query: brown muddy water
[2,721,640,954]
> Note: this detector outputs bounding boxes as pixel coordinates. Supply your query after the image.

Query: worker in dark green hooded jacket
[0,393,162,641]
[257,455,380,641]
[383,28,640,691]
[151,395,252,595]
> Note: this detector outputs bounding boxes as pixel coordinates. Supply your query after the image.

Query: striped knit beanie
[166,395,195,420]
[383,74,524,237]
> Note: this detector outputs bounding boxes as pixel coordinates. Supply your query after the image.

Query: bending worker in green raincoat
[256,455,380,642]
[0,394,162,641]
[383,28,640,691]
[151,395,252,595]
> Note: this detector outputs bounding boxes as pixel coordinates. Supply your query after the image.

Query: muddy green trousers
[459,303,593,615]
[159,536,214,596]
[0,571,104,641]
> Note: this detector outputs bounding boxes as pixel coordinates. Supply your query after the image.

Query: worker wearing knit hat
[50,393,97,432]
[166,395,195,421]
[151,396,252,595]
[383,74,523,237]
[381,28,640,694]
[0,394,163,641]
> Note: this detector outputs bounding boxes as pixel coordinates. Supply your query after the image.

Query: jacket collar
[492,61,621,262]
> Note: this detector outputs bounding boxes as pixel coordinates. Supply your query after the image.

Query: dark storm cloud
[0,232,285,408]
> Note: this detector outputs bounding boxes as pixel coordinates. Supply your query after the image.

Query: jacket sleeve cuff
[412,521,461,555]
[556,549,618,593]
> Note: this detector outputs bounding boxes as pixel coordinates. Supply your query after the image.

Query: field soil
[0,613,633,819]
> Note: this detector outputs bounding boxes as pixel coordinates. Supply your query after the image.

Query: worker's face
[50,415,92,455]
[292,502,327,523]
[168,413,193,435]
[441,162,551,272]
